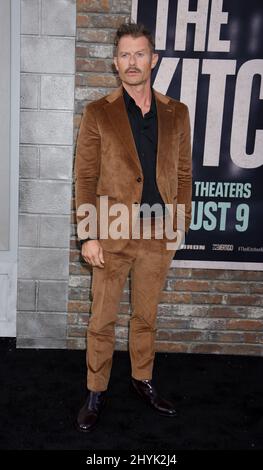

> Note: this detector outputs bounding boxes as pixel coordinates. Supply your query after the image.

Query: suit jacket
[74,85,192,253]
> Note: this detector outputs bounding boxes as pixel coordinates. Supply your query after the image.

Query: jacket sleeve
[74,103,101,241]
[177,104,192,233]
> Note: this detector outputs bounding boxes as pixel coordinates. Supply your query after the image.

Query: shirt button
[137,177,142,182]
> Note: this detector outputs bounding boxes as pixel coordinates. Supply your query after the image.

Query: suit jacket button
[137,177,142,182]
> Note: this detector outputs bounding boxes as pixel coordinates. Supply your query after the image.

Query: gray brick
[112,0,132,13]
[16,337,67,348]
[77,29,114,43]
[20,74,39,109]
[76,13,128,28]
[40,75,75,110]
[18,247,69,280]
[69,275,91,288]
[158,304,210,317]
[18,214,38,246]
[77,0,110,12]
[42,0,76,36]
[17,280,37,311]
[116,326,128,339]
[190,318,226,330]
[115,340,128,351]
[20,110,73,145]
[17,312,67,338]
[21,37,75,73]
[67,338,86,349]
[39,215,70,248]
[38,280,68,311]
[75,87,112,101]
[19,146,39,178]
[39,146,73,180]
[89,44,114,59]
[19,180,71,214]
[21,0,39,35]
[249,307,263,319]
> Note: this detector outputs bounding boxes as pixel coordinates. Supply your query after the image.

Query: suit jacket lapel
[154,89,175,179]
[103,85,175,179]
[104,87,142,175]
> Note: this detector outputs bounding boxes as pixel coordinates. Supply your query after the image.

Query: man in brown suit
[75,23,192,432]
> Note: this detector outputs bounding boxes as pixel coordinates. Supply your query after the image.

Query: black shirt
[123,87,166,218]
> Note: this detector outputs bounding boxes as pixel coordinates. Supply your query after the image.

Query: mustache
[125,68,141,73]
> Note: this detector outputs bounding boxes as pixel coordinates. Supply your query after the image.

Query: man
[75,22,192,433]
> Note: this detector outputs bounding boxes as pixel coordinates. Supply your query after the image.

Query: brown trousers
[86,218,176,391]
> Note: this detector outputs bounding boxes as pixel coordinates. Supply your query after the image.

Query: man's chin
[122,77,144,86]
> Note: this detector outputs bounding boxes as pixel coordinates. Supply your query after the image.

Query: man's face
[114,35,158,86]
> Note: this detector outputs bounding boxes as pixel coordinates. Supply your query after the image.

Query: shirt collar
[123,86,156,115]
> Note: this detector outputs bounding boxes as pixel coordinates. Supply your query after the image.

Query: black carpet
[0,339,262,450]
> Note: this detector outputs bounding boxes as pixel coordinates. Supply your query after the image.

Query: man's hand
[81,240,105,268]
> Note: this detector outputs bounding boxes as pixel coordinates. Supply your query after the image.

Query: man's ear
[151,52,159,69]
[113,56,119,71]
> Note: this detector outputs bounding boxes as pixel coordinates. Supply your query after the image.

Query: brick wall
[68,0,263,355]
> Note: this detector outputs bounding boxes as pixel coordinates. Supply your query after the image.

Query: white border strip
[131,0,138,22]
[10,0,20,262]
[155,0,169,49]
[171,260,263,271]
[1,0,20,264]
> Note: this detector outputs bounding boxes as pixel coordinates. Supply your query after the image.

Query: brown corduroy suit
[74,85,192,391]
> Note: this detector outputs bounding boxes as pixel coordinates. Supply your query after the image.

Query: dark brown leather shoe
[76,390,107,432]
[131,377,177,417]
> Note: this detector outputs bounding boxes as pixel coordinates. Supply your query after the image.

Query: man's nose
[129,54,136,65]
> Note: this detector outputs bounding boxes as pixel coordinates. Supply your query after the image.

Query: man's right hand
[81,240,105,268]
